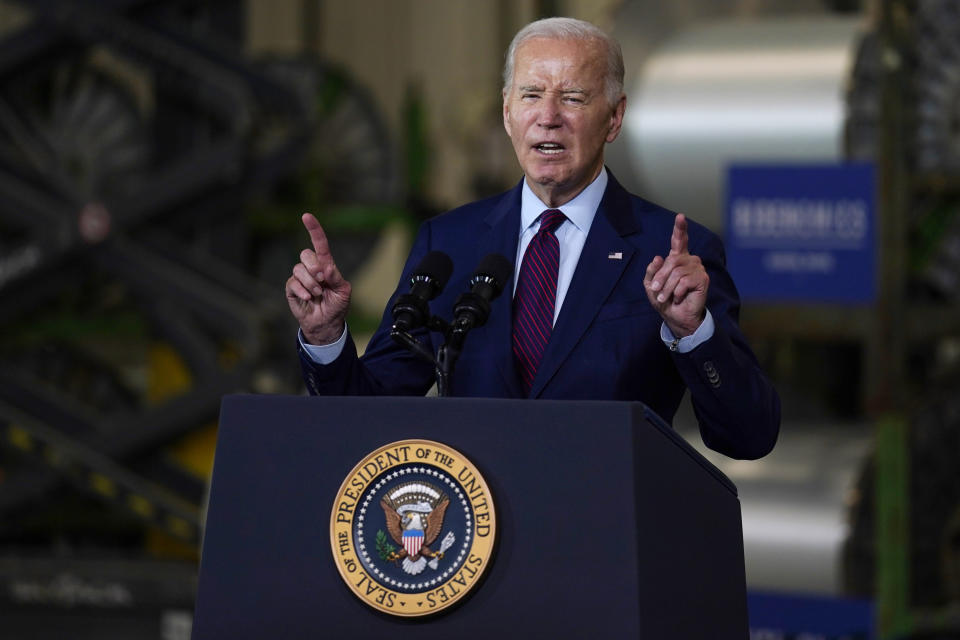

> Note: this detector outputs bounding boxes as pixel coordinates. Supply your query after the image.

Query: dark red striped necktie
[513,209,566,395]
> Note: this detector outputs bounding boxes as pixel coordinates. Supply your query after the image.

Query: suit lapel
[476,183,524,396]
[528,174,639,398]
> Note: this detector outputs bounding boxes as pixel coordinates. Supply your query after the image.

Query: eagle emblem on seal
[380,481,455,575]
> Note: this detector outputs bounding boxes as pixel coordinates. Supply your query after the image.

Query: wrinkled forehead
[511,37,606,86]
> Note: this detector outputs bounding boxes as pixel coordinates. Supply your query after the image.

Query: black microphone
[391,251,454,332]
[452,253,514,332]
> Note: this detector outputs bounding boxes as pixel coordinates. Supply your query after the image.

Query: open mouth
[533,142,565,155]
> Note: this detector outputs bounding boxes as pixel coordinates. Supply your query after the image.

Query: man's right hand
[285,213,352,345]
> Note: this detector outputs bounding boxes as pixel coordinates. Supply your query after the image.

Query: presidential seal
[330,439,496,616]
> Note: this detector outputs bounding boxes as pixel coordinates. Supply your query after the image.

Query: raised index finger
[669,213,689,256]
[302,213,332,258]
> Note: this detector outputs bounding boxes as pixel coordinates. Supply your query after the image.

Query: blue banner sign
[725,164,875,303]
[748,591,874,639]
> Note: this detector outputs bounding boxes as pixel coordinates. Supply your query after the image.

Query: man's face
[503,37,625,208]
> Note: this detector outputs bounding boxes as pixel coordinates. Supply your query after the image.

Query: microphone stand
[389,328,435,365]
[390,315,459,396]
[435,317,470,397]
[391,315,474,398]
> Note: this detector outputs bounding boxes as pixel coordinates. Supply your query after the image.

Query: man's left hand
[644,213,709,338]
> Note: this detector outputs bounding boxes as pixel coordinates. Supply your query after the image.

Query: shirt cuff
[660,310,715,353]
[299,325,348,364]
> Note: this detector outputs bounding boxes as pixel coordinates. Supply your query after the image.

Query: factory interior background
[1,0,958,638]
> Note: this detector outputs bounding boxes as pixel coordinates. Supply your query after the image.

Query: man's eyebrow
[517,86,590,95]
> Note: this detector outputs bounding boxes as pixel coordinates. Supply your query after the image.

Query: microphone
[451,253,513,332]
[391,251,454,332]
[434,253,513,396]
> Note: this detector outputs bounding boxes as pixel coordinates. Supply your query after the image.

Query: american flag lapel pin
[608,251,623,260]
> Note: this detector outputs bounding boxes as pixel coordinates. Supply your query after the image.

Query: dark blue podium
[193,395,748,638]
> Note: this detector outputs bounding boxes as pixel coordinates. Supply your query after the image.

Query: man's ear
[606,95,626,144]
[502,90,513,137]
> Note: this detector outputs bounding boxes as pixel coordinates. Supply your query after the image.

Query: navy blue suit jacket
[299,173,780,459]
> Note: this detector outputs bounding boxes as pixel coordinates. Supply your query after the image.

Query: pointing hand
[643,214,709,338]
[285,213,352,345]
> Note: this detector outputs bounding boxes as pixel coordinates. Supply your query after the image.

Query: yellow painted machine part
[146,343,220,558]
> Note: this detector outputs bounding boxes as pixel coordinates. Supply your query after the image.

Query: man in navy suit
[285,17,780,460]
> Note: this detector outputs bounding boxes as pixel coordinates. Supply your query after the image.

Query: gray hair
[502,17,625,107]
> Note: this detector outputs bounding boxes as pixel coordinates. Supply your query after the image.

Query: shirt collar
[519,167,608,235]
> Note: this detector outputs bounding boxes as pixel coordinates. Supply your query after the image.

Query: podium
[193,395,748,638]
